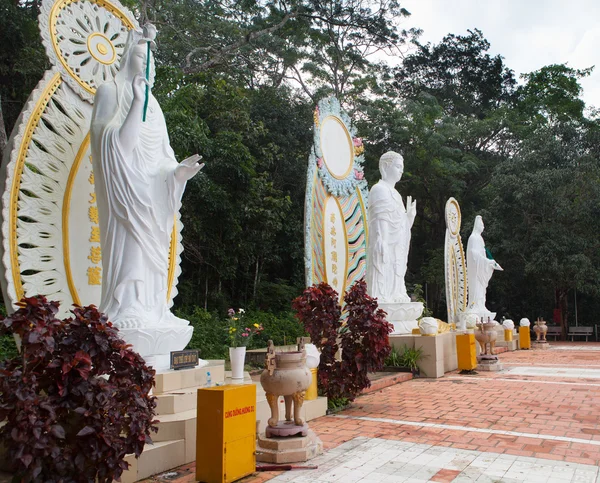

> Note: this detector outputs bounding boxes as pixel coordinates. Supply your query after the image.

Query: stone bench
[546,325,562,341]
[568,326,593,341]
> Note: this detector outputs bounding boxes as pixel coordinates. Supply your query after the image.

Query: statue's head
[473,215,484,234]
[116,25,156,86]
[379,151,404,184]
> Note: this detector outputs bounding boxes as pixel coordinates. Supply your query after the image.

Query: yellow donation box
[196,384,256,483]
[456,333,477,371]
[519,326,531,349]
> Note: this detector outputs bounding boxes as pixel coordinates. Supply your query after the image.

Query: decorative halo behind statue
[304,97,368,303]
[444,197,468,325]
[39,0,136,102]
[0,0,183,317]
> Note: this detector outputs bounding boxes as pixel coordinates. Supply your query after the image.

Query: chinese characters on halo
[86,156,102,286]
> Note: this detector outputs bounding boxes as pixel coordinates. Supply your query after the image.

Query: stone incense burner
[260,340,312,436]
[474,319,497,356]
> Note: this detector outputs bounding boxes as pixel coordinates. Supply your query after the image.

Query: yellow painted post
[519,326,531,349]
[305,368,318,401]
[504,329,513,342]
[456,333,477,371]
[196,384,256,483]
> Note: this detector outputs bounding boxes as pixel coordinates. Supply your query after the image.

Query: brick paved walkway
[144,341,600,482]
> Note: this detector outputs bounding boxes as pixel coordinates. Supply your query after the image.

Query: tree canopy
[1,0,599,333]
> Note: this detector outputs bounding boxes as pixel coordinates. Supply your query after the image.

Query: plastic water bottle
[206,371,212,388]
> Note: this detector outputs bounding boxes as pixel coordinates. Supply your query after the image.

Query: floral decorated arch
[304,97,368,303]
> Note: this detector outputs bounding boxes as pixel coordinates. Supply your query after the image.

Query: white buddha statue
[366,151,422,333]
[90,26,203,369]
[466,215,502,319]
[366,151,416,303]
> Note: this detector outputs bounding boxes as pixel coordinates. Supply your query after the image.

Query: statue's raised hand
[407,195,417,223]
[132,73,149,103]
[175,154,204,182]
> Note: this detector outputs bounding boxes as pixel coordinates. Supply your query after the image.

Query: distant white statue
[90,26,203,368]
[466,216,502,319]
[366,151,416,303]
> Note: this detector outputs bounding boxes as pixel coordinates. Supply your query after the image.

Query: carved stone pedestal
[532,341,550,350]
[256,429,323,464]
[266,421,308,438]
[379,302,424,334]
[118,326,198,372]
[477,354,503,372]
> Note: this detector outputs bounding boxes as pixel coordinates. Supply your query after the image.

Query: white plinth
[117,326,195,372]
[379,301,424,334]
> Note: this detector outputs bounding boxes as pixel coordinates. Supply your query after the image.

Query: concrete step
[154,392,327,444]
[121,439,185,483]
[155,372,251,415]
[153,360,225,394]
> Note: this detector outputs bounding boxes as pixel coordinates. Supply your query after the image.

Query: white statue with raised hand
[466,215,502,320]
[90,25,203,369]
[366,151,422,334]
[366,151,416,303]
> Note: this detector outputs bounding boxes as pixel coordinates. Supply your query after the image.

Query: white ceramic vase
[229,346,246,379]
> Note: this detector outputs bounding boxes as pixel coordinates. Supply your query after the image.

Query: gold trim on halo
[62,132,91,306]
[319,115,354,180]
[10,73,62,302]
[335,196,350,303]
[167,217,177,301]
[49,0,135,95]
[87,32,116,65]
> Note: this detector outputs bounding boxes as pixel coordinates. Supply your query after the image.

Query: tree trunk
[555,288,568,340]
[204,273,208,311]
[253,258,260,301]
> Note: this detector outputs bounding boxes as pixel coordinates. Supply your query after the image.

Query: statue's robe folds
[366,181,411,303]
[91,85,185,329]
[466,231,494,315]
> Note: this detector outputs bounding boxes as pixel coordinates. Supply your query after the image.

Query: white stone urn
[459,312,479,331]
[260,340,311,428]
[503,319,515,331]
[419,317,438,336]
[520,318,531,327]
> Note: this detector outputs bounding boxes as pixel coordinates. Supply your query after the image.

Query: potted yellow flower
[227,308,263,379]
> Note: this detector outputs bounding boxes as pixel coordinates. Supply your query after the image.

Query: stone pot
[474,321,497,355]
[260,341,312,427]
[533,319,548,342]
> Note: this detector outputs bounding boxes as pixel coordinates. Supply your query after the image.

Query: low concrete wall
[389,332,457,378]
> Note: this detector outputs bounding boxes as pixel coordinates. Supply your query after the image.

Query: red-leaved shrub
[292,280,392,401]
[0,296,157,482]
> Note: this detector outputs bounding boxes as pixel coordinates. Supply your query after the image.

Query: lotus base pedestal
[379,302,424,335]
[118,326,197,372]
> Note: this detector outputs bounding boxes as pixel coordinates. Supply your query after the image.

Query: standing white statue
[366,151,422,333]
[90,26,203,370]
[466,216,502,320]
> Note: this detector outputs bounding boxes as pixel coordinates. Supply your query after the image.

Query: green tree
[392,29,516,118]
[485,64,600,336]
[0,0,48,151]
